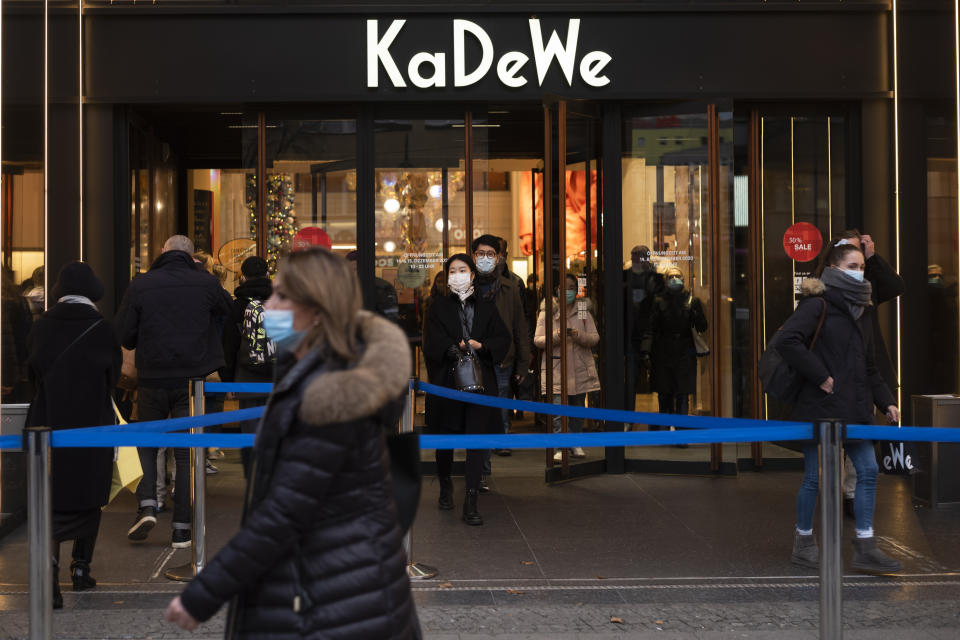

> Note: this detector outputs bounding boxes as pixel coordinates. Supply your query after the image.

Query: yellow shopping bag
[109,400,143,503]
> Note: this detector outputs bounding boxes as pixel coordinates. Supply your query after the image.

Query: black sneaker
[172,529,192,549]
[127,507,157,541]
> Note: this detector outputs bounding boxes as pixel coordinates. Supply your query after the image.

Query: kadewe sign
[367,19,612,90]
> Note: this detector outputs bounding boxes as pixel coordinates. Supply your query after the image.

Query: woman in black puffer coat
[165,248,420,639]
[777,242,901,576]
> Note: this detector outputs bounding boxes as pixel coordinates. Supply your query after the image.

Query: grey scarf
[820,267,872,319]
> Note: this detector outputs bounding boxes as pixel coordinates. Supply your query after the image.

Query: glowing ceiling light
[435,219,449,232]
[429,184,443,199]
[383,198,400,214]
[383,241,397,253]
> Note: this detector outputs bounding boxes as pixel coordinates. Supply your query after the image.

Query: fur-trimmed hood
[800,277,825,297]
[299,311,411,426]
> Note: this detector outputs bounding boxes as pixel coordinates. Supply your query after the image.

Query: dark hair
[815,235,862,276]
[241,256,269,278]
[556,273,578,293]
[445,253,476,274]
[825,242,863,268]
[471,234,502,254]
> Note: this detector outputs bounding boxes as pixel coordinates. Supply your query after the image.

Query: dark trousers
[654,393,689,430]
[135,385,191,528]
[436,449,484,491]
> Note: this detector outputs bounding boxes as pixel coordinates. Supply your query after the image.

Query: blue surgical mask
[565,291,576,304]
[667,277,684,291]
[262,309,306,351]
[841,269,864,282]
[476,256,497,274]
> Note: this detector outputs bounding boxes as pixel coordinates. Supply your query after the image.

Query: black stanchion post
[403,380,437,580]
[818,419,843,640]
[166,378,206,581]
[26,426,52,640]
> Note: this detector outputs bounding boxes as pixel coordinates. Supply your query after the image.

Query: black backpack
[238,298,276,371]
[758,297,827,404]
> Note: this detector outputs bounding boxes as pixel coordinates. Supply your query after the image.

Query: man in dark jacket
[473,235,530,465]
[116,234,233,548]
[221,256,275,478]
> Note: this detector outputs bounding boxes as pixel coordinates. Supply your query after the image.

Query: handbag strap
[808,298,828,351]
[457,304,480,358]
[43,319,104,381]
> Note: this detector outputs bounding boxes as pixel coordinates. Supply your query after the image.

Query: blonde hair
[194,251,228,284]
[277,248,363,362]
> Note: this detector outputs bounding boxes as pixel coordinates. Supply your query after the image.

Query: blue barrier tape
[420,426,814,449]
[846,425,960,443]
[50,432,256,448]
[205,382,273,394]
[415,381,807,430]
[65,406,266,436]
[0,435,21,450]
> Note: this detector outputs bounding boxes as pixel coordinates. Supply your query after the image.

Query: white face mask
[841,268,865,282]
[476,256,497,274]
[447,272,472,293]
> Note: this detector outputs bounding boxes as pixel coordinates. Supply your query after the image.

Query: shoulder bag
[758,297,827,404]
[451,304,485,393]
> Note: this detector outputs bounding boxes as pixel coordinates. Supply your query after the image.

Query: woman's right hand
[819,376,835,394]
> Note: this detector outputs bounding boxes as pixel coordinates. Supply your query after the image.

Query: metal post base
[165,562,197,582]
[406,562,438,580]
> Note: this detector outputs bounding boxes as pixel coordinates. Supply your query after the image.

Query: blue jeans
[552,394,586,433]
[797,439,878,533]
[482,365,514,475]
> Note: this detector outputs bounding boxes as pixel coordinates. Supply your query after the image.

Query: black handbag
[452,305,485,393]
[758,298,827,404]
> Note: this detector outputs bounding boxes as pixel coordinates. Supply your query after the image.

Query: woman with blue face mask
[165,248,422,639]
[776,242,902,575]
[533,273,601,461]
[639,266,708,436]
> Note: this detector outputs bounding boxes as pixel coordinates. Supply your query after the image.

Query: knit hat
[241,256,269,278]
[52,262,104,302]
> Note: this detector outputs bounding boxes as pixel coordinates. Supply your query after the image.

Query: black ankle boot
[70,564,96,592]
[462,489,483,526]
[52,557,63,610]
[438,476,454,511]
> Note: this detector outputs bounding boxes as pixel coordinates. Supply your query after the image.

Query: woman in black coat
[165,248,420,639]
[777,242,901,575]
[423,254,509,526]
[639,266,707,421]
[24,262,121,608]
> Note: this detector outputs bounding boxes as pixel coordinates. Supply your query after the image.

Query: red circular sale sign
[292,226,332,251]
[783,222,823,263]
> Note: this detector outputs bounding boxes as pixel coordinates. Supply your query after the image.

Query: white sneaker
[553,450,563,463]
[572,447,586,458]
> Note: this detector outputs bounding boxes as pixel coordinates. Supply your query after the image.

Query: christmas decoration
[246,173,299,273]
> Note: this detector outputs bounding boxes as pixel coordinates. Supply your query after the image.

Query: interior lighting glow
[429,184,443,199]
[383,198,401,214]
[434,219,448,232]
[383,241,397,253]
[893,0,903,413]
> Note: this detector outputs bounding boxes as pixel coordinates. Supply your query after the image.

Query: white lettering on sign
[366,18,612,90]
[454,20,493,87]
[367,19,407,88]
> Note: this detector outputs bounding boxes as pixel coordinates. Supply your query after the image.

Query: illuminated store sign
[367,19,612,89]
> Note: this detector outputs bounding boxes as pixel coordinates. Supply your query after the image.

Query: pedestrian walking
[472,234,530,466]
[24,262,121,608]
[423,254,509,526]
[116,234,233,549]
[778,241,902,574]
[534,273,601,461]
[818,230,905,517]
[639,266,708,438]
[221,255,275,478]
[164,247,420,639]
